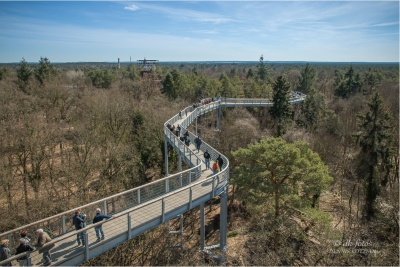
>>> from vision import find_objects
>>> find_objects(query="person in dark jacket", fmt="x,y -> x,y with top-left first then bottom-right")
195,136 -> 202,152
0,239 -> 12,266
217,155 -> 224,170
16,238 -> 34,266
72,210 -> 86,246
92,208 -> 114,241
204,150 -> 211,170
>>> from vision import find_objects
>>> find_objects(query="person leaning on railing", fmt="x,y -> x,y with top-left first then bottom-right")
34,229 -> 53,266
92,208 -> 115,242
16,239 -> 34,267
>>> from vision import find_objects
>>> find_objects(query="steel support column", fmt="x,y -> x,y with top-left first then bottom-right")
219,189 -> 228,263
200,203 -> 205,251
217,106 -> 221,130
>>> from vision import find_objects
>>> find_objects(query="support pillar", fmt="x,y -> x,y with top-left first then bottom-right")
217,106 -> 221,130
164,134 -> 169,176
200,203 -> 205,251
219,189 -> 228,263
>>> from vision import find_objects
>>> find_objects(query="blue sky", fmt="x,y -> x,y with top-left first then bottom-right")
0,1 -> 398,63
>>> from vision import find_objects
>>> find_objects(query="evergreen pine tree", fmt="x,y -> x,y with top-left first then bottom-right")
269,76 -> 292,137
16,58 -> 32,93
296,63 -> 316,94
356,91 -> 394,220
35,57 -> 58,85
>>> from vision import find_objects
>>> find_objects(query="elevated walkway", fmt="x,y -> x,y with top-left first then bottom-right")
0,94 -> 306,266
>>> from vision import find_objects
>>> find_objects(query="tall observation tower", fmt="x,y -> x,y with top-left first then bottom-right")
137,58 -> 159,77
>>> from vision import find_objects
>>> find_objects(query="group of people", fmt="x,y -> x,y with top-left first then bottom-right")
72,208 -> 114,245
203,150 -> 224,175
167,123 -> 194,147
0,229 -> 53,266
0,208 -> 114,266
201,98 -> 218,105
179,130 -> 190,146
177,97 -> 222,120
178,108 -> 189,119
167,123 -> 182,138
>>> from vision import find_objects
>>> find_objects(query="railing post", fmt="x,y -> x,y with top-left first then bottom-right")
103,200 -> 107,215
212,177 -> 215,197
162,199 -> 165,223
166,178 -> 169,193
178,154 -> 182,187
127,213 -> 132,239
164,134 -> 169,177
62,215 -> 66,234
195,115 -> 198,135
84,232 -> 89,261
137,189 -> 141,205
7,234 -> 11,249
26,251 -> 31,266
189,188 -> 193,209
188,170 -> 192,184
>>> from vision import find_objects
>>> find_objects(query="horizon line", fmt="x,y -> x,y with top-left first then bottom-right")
1,60 -> 399,64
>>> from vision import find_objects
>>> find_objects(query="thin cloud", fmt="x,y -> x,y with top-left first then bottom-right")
124,5 -> 139,11
138,3 -> 233,24
371,22 -> 399,27
193,30 -> 218,34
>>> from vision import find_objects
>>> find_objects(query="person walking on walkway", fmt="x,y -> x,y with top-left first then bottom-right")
179,110 -> 182,119
0,239 -> 12,266
212,161 -> 219,175
184,136 -> 190,147
93,208 -> 115,242
73,210 -> 87,246
204,150 -> 210,170
35,229 -> 53,265
16,238 -> 34,267
217,155 -> 224,170
195,136 -> 202,152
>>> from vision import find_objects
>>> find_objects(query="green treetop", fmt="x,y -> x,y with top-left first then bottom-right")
269,75 -> 292,136
356,91 -> 394,220
296,63 -> 316,94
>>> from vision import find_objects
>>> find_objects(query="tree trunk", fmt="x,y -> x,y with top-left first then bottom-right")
274,186 -> 280,248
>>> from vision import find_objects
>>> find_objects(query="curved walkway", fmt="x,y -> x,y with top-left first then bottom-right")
0,94 -> 306,266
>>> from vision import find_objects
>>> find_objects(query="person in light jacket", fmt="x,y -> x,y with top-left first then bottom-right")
35,229 -> 52,265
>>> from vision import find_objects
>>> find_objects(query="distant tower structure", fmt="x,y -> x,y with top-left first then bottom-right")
137,57 -> 159,77
130,56 -> 131,64
118,58 -> 120,69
